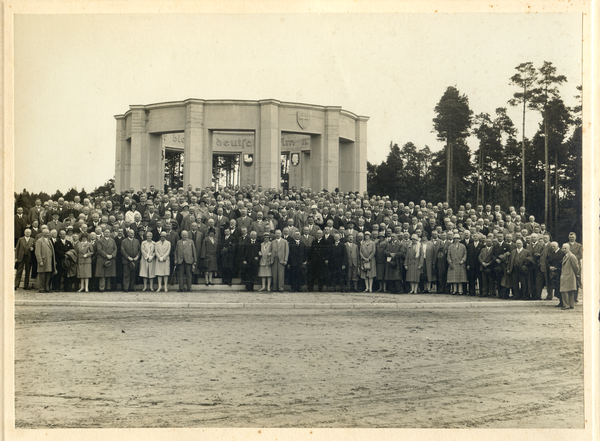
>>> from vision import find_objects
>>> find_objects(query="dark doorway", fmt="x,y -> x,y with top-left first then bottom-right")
164,149 -> 184,191
213,153 -> 240,190
281,152 -> 290,191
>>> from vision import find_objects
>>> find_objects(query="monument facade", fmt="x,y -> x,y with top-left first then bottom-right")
114,99 -> 368,192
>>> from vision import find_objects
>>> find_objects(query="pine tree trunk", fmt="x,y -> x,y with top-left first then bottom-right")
446,141 -> 451,204
521,98 -> 526,208
544,110 -> 549,227
555,152 -> 559,239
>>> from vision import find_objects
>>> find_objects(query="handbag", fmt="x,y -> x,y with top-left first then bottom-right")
363,261 -> 371,270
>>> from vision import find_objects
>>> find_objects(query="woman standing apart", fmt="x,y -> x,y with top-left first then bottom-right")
140,231 -> 156,292
559,243 -> 579,310
405,234 -> 424,294
258,232 -> 273,291
155,231 -> 171,292
447,233 -> 467,295
360,231 -> 377,292
76,233 -> 93,292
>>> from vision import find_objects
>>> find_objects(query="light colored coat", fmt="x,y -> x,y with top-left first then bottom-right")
560,252 -> 579,292
35,237 -> 56,273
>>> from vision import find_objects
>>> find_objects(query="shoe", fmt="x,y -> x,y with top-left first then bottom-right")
142,288 -> 147,292
259,288 -> 266,292
561,307 -> 570,310
164,288 -> 168,292
178,289 -> 183,292
555,304 -> 563,308
205,282 -> 209,286
569,306 -> 574,309
209,282 -> 214,286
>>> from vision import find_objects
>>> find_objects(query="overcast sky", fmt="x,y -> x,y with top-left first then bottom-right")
14,13 -> 582,193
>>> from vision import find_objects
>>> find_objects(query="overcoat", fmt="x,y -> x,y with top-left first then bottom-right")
446,242 -> 467,283
154,239 -> 171,276
139,240 -> 156,278
35,237 -> 56,273
384,240 -> 405,281
359,239 -> 377,278
95,236 -> 117,277
404,244 -> 424,282
560,251 -> 579,292
421,240 -> 437,282
75,241 -> 93,278
200,237 -> 218,272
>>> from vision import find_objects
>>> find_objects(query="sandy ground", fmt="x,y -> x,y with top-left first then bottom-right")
14,301 -> 583,428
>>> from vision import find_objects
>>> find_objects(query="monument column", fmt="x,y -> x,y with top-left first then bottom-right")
355,116 -> 369,193
184,99 -> 207,189
114,115 -> 128,192
259,99 -> 280,189
129,105 -> 150,191
322,106 -> 341,191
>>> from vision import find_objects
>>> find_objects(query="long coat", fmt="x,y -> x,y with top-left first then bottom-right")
35,237 -> 56,274
308,238 -> 330,282
384,240 -> 405,281
139,240 -> 156,278
421,241 -> 437,282
200,237 -> 218,272
219,235 -> 236,270
154,239 -> 171,276
75,241 -> 93,278
359,239 -> 377,278
446,242 -> 467,283
95,236 -> 117,278
560,252 -> 579,292
375,240 -> 388,280
404,244 -> 424,282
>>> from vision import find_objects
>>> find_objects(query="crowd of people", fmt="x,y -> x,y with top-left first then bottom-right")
14,183 -> 583,310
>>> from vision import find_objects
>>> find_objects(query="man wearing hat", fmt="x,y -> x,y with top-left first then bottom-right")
47,211 -> 64,234
96,227 -> 117,292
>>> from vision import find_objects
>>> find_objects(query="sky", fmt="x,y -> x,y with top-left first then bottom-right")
13,12 -> 583,193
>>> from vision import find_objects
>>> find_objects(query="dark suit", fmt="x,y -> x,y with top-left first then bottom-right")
14,236 -> 35,289
508,248 -> 533,299
14,214 -> 28,246
328,241 -> 349,290
308,238 -> 330,291
465,240 -> 483,296
478,245 -> 496,297
242,238 -> 261,290
493,241 -> 511,298
120,237 -> 141,291
288,240 -> 307,292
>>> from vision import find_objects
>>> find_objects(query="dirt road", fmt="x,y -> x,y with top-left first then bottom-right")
14,304 -> 583,428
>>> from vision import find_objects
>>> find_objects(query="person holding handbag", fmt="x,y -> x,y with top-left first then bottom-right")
359,231 -> 376,292
140,231 -> 156,292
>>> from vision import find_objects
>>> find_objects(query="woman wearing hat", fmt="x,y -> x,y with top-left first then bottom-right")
404,234 -> 424,294
257,232 -> 273,291
75,233 -> 93,292
201,228 -> 218,286
359,231 -> 376,292
155,231 -> 171,292
447,233 -> 467,295
140,231 -> 156,291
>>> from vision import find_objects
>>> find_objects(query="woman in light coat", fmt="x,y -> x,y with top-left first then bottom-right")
447,233 -> 467,295
154,231 -> 171,292
559,243 -> 579,310
257,232 -> 273,291
404,234 -> 424,294
359,231 -> 377,292
140,231 -> 156,291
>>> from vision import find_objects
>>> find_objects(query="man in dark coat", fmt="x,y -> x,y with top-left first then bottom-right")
328,233 -> 348,292
507,239 -> 533,300
241,231 -> 261,291
120,228 -> 141,292
287,231 -> 307,292
465,232 -> 484,296
546,241 -> 565,307
14,228 -> 35,290
493,233 -> 512,298
308,230 -> 330,292
15,207 -> 29,246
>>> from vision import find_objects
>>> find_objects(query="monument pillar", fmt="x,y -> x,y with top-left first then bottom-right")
114,115 -> 128,192
129,105 -> 150,191
184,99 -> 207,189
322,107 -> 341,191
355,117 -> 369,193
259,99 -> 280,189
